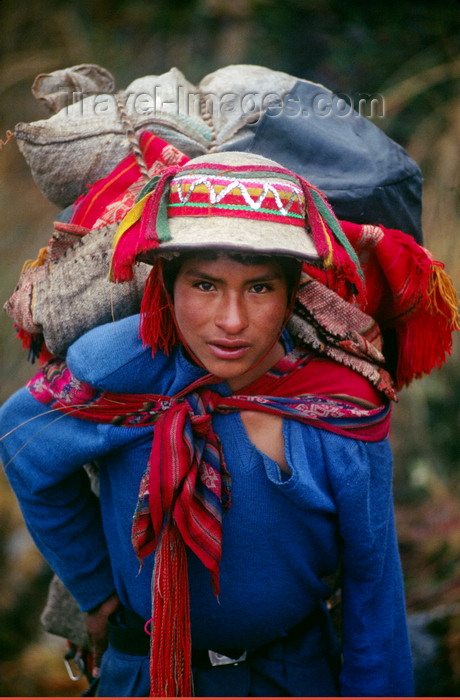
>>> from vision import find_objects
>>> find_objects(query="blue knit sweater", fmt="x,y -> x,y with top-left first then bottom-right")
0,314 -> 413,696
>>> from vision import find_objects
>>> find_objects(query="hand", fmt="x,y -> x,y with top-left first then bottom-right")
86,592 -> 121,677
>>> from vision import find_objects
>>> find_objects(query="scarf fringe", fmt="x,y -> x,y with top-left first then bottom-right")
149,518 -> 192,697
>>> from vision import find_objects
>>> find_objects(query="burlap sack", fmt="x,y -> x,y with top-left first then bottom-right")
15,66 -> 210,207
32,223 -> 150,357
40,574 -> 90,650
198,64 -> 296,145
4,221 -> 149,357
32,63 -> 115,114
4,222 -> 86,337
14,64 -> 297,207
14,63 -> 422,239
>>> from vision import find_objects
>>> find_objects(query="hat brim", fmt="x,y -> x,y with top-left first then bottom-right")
151,215 -> 319,260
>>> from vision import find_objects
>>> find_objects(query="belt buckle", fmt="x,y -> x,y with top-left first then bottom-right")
208,650 -> 247,667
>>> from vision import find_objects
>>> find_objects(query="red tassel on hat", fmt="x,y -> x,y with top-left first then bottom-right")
140,261 -> 178,355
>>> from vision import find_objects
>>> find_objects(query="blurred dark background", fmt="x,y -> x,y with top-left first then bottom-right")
0,0 -> 459,695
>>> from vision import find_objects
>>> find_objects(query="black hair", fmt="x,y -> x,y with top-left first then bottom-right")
161,250 -> 302,301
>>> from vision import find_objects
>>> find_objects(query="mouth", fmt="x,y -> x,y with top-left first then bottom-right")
207,340 -> 251,360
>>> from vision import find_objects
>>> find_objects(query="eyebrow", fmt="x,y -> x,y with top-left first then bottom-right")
183,267 -> 284,284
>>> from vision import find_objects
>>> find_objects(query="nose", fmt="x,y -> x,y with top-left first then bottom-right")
215,292 -> 249,335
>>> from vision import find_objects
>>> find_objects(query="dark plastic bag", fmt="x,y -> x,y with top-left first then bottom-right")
223,79 -> 423,242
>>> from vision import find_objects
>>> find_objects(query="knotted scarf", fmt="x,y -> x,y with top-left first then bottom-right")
28,340 -> 391,697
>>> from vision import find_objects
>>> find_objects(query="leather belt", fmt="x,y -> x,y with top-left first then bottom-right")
108,606 -> 324,667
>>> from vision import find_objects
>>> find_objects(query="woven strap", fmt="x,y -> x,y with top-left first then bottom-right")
116,93 -> 150,181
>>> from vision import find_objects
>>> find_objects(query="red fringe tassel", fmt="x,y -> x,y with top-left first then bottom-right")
140,260 -> 179,355
394,262 -> 459,388
149,518 -> 193,697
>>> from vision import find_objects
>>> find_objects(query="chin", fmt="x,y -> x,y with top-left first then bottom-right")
208,363 -> 249,380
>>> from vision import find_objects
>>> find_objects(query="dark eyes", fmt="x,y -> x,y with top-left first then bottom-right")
193,280 -> 215,291
250,283 -> 272,293
192,281 -> 274,293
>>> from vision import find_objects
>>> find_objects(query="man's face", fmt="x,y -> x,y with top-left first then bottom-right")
173,255 -> 289,390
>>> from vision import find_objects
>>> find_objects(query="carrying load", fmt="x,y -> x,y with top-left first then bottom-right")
16,63 -> 423,236
1,62 -> 458,695
4,63 -> 457,386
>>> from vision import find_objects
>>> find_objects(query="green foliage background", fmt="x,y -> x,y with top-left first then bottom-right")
0,0 -> 459,695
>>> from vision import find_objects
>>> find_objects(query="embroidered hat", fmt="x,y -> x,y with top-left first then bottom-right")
156,151 -> 319,259
111,150 -> 365,301
112,152 -> 323,270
